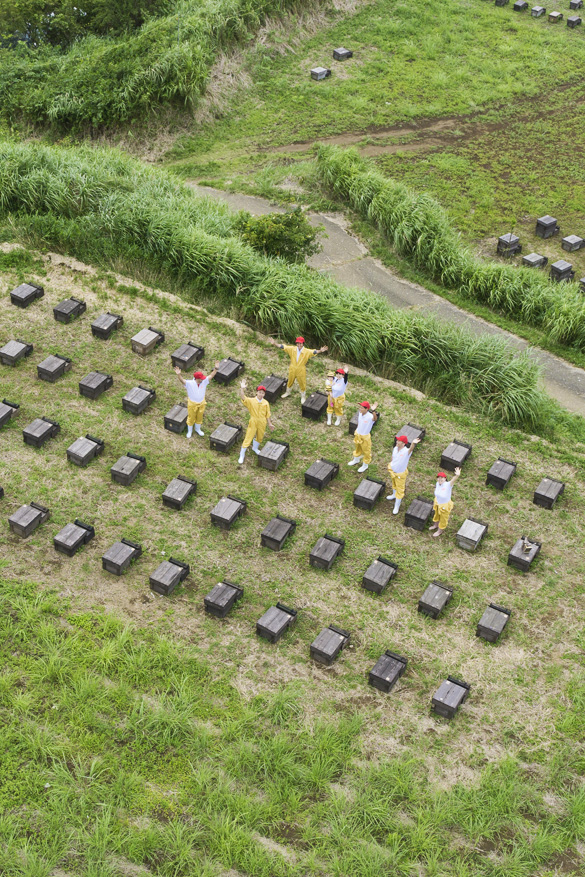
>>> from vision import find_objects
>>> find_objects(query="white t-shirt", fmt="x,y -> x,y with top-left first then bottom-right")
356,411 -> 374,435
435,481 -> 453,504
390,445 -> 410,474
331,375 -> 346,399
296,346 -> 303,361
185,376 -> 210,403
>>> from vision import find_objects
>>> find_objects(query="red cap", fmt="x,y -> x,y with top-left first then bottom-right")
396,435 -> 409,444
359,401 -> 370,409
295,336 -> 305,344
193,371 -> 206,380
257,385 -> 267,392
437,472 -> 447,479
335,367 -> 345,374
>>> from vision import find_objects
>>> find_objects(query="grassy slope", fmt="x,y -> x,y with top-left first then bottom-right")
1,247 -> 584,874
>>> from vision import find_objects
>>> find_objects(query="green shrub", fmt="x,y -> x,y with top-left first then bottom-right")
235,207 -> 322,263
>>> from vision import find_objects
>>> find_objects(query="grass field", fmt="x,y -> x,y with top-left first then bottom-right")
1,245 -> 585,874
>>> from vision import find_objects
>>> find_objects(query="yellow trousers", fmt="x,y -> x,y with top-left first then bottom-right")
388,467 -> 408,499
328,393 -> 345,416
432,499 -> 454,530
353,433 -> 372,465
242,418 -> 267,448
287,364 -> 307,392
187,400 -> 206,426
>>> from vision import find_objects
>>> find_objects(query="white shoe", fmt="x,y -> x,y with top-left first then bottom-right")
252,440 -> 261,455
300,394 -> 306,404
238,449 -> 246,465
282,390 -> 291,398
186,427 -> 193,438
335,417 -> 341,426
386,492 -> 396,501
357,463 -> 368,473
348,456 -> 362,466
327,412 -> 332,425
194,425 -> 204,436
393,498 -> 402,515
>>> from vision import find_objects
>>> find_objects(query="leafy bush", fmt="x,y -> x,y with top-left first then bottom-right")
235,207 -> 322,263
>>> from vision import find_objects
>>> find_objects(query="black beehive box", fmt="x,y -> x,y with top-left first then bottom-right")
256,603 -> 297,643
10,282 -> 44,308
548,9 -> 563,19
570,0 -> 582,9
532,7 -> 546,16
257,440 -> 289,471
418,581 -> 453,619
368,650 -> 408,693
261,515 -> 296,551
533,477 -> 564,509
210,495 -> 247,530
304,458 -> 339,490
309,534 -> 345,570
37,354 -> 72,383
149,557 -> 189,596
562,234 -> 584,252
310,625 -> 350,665
301,391 -> 328,421
348,411 -> 381,435
101,538 -> 142,575
53,297 -> 86,323
0,339 -> 33,366
310,67 -> 331,80
496,233 -> 521,256
333,47 -> 353,60
522,252 -> 547,268
495,0 -> 509,5
164,403 -> 188,434
0,399 -> 19,429
353,477 -> 386,510
53,520 -> 95,557
66,434 -> 104,467
550,259 -> 575,283
362,556 -> 398,594
456,518 -> 488,552
162,475 -> 197,510
122,386 -> 156,415
8,502 -> 50,538
440,440 -> 472,471
567,13 -> 582,24
91,312 -> 123,339
431,677 -> 470,719
486,458 -> 516,490
513,0 -> 528,8
79,371 -> 113,400
404,496 -> 434,531
259,374 -> 287,403
170,342 -> 204,370
535,214 -> 558,236
204,581 -> 243,618
110,452 -> 146,486
476,603 -> 511,643
209,422 -> 243,453
508,537 -> 541,572
214,357 -> 245,385
23,417 -> 60,448
131,327 -> 165,356
394,423 -> 425,446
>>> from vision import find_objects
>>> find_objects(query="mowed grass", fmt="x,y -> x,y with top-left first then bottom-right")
1,248 -> 585,874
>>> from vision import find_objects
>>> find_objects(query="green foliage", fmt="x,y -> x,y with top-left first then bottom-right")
235,206 -> 322,263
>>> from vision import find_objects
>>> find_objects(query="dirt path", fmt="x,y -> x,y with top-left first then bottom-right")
188,183 -> 585,417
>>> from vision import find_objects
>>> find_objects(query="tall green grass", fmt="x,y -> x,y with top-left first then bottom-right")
0,139 -> 549,430
316,145 -> 585,351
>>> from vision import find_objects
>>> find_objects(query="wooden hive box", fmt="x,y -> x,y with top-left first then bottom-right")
131,326 -> 165,356
310,625 -> 350,665
304,458 -> 339,490
495,0 -> 509,5
101,538 -> 142,575
149,557 -> 190,596
333,47 -> 353,60
79,371 -> 113,400
259,374 -> 287,403
497,232 -> 520,256
170,341 -> 205,370
431,677 -> 470,719
53,520 -> 95,557
404,496 -> 434,531
532,9 -> 547,20
476,603 -> 511,643
362,556 -> 398,594
209,422 -> 243,453
214,356 -> 245,385
310,66 -> 331,80
562,234 -> 584,251
23,417 -> 60,448
348,411 -> 381,436
37,354 -> 72,383
394,422 -> 426,446
53,297 -> 86,323
0,339 -> 33,366
301,391 -> 328,421
8,502 -> 50,538
548,10 -> 563,20
486,458 -> 516,490
514,1 -> 528,10
570,0 -> 582,9
353,477 -> 386,510
260,515 -> 296,551
309,534 -> 345,570
533,477 -> 564,509
508,537 -> 541,572
162,476 -> 197,510
0,486 -> 3,499
550,259 -> 575,283
567,13 -> 582,24
368,650 -> 408,693
522,252 -> 547,268
256,602 -> 297,643
210,495 -> 247,530
204,581 -> 244,617
110,452 -> 146,486
164,403 -> 188,434
418,581 -> 453,619
66,434 -> 105,467
440,440 -> 472,471
10,282 -> 44,308
91,312 -> 123,339
122,386 -> 156,415
257,440 -> 289,471
456,518 -> 488,552
0,399 -> 19,429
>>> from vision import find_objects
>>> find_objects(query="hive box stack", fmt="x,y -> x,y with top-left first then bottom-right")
533,477 -> 564,509
404,496 -> 434,530
304,459 -> 339,490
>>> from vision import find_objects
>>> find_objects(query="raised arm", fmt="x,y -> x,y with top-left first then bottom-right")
268,338 -> 284,349
208,360 -> 220,381
238,378 -> 247,401
371,401 -> 379,422
174,366 -> 186,386
408,437 -> 420,456
450,467 -> 461,485
314,345 -> 328,354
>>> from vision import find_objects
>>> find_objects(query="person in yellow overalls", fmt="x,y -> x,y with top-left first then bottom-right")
269,336 -> 328,404
347,400 -> 378,473
327,367 -> 349,426
429,468 -> 461,537
238,380 -> 275,465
